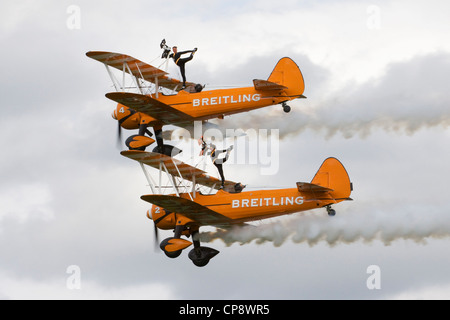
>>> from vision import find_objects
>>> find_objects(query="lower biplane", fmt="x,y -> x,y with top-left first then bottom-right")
122,150 -> 353,267
86,51 -> 306,155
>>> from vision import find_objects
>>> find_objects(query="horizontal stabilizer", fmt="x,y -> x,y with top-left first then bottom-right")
253,79 -> 288,91
141,195 -> 232,226
296,182 -> 334,193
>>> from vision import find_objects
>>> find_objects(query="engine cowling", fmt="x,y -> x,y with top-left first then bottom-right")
148,205 -> 176,230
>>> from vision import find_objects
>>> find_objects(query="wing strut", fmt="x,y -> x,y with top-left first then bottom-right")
134,151 -> 200,200
139,162 -> 157,194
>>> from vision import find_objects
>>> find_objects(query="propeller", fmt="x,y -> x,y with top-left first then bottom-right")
147,209 -> 161,253
117,121 -> 122,148
153,222 -> 160,252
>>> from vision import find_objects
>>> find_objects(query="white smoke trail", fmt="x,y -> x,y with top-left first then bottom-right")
165,58 -> 450,143
215,53 -> 450,140
214,94 -> 450,141
200,205 -> 450,247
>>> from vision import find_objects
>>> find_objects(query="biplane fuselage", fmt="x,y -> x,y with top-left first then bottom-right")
150,187 -> 332,230
129,85 -> 295,126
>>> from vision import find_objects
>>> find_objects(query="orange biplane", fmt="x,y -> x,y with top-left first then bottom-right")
121,150 -> 353,267
86,51 -> 306,155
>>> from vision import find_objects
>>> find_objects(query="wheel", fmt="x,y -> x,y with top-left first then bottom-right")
152,144 -> 182,157
327,208 -> 336,217
160,237 -> 188,258
188,247 -> 219,267
192,258 -> 210,267
163,249 -> 182,259
283,105 -> 291,113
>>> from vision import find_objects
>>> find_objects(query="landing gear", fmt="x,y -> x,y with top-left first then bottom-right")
188,231 -> 219,267
125,124 -> 155,151
152,145 -> 182,157
152,126 -> 182,156
159,225 -> 192,258
282,102 -> 291,113
158,226 -> 219,267
326,205 -> 336,217
125,134 -> 155,151
159,237 -> 184,258
188,247 -> 219,267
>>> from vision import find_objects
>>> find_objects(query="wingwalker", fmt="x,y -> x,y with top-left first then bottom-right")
87,44 -> 353,267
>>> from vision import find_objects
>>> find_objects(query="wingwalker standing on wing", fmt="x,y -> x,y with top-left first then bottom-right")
198,136 -> 234,189
170,46 -> 197,89
161,39 -> 198,89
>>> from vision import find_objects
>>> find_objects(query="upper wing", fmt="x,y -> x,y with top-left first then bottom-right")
86,51 -> 195,91
141,194 -> 233,226
106,92 -> 193,125
121,150 -> 240,191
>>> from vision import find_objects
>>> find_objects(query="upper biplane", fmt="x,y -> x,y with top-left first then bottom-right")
86,51 -> 306,155
122,150 -> 353,267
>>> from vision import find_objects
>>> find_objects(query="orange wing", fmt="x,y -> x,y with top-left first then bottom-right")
106,92 -> 193,125
141,195 -> 233,226
120,150 -> 240,191
86,51 -> 195,91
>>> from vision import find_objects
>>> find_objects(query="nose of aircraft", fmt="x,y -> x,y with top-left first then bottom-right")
147,209 -> 153,220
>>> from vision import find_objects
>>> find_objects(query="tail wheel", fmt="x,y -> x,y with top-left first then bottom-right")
326,205 -> 336,217
282,102 -> 291,113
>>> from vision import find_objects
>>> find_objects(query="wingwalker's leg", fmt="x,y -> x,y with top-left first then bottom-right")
188,227 -> 220,267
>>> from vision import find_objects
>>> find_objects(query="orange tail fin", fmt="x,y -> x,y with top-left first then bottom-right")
311,158 -> 353,202
267,57 -> 305,97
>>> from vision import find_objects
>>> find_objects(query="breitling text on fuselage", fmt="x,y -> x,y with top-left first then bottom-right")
192,94 -> 261,107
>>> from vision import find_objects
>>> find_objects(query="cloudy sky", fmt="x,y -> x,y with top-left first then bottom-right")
1,0 -> 450,300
